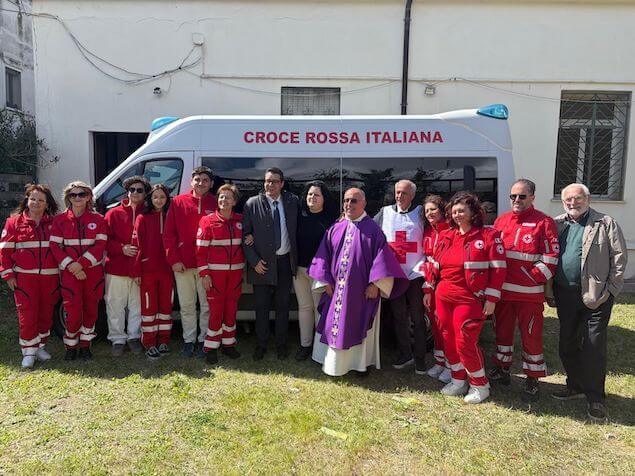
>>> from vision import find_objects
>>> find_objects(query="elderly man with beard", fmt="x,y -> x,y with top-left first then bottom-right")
547,183 -> 627,423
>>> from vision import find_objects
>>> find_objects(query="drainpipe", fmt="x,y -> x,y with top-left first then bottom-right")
400,0 -> 414,115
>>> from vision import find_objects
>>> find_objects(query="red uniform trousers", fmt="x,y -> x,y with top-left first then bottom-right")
139,271 -> 174,349
203,269 -> 242,350
492,301 -> 547,377
435,295 -> 489,387
427,301 -> 447,367
60,266 -> 104,349
13,273 -> 59,356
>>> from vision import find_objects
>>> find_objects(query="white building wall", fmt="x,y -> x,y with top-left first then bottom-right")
0,0 -> 35,114
32,0 -> 635,276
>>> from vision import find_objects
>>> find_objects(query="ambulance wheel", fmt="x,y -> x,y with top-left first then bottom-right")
52,299 -> 108,341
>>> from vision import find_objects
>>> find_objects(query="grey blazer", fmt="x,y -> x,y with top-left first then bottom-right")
242,191 -> 299,285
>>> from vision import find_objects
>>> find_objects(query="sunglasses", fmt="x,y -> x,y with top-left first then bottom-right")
128,187 -> 146,194
343,198 -> 359,204
509,194 -> 528,201
69,192 -> 88,199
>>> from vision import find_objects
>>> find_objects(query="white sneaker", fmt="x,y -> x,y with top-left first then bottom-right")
426,364 -> 445,379
440,380 -> 469,396
464,386 -> 490,404
21,355 -> 36,369
36,347 -> 52,361
438,368 -> 452,384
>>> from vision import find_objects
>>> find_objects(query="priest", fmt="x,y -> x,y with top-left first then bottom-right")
309,188 -> 408,376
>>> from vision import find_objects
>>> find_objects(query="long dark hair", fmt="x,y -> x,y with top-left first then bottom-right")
13,183 -> 59,217
142,184 -> 172,214
421,194 -> 446,230
446,191 -> 484,228
300,180 -> 338,218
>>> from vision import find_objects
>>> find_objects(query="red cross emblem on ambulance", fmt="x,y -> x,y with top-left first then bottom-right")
389,231 -> 418,264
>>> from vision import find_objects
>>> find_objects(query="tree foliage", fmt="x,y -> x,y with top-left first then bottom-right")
0,108 -> 47,176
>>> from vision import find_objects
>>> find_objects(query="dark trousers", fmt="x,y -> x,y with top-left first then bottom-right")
389,277 -> 427,361
253,254 -> 292,348
555,285 -> 614,403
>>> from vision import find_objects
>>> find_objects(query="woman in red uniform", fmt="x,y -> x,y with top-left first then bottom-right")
420,194 -> 451,383
423,191 -> 506,404
132,184 -> 174,360
1,184 -> 60,369
50,181 -> 107,362
196,184 -> 245,364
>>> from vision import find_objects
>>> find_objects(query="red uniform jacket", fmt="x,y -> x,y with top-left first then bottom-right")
132,210 -> 171,276
196,211 -> 245,277
423,226 -> 507,302
104,199 -> 144,277
50,210 -> 108,271
0,212 -> 58,280
493,207 -> 559,302
163,191 -> 218,269
423,221 -> 450,256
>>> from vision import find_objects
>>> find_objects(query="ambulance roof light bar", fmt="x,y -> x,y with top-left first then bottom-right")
476,104 -> 509,120
151,116 -> 179,132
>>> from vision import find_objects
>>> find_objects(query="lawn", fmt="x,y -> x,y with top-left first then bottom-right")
0,289 -> 633,475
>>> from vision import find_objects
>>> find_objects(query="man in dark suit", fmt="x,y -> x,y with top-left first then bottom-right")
242,167 -> 299,360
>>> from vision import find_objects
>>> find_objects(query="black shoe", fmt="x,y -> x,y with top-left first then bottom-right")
522,377 -> 540,402
196,342 -> 206,359
78,347 -> 93,361
392,354 -> 415,370
277,345 -> 289,360
414,358 -> 427,375
587,402 -> 608,423
206,349 -> 218,364
64,348 -> 77,361
551,387 -> 586,401
295,346 -> 312,361
181,342 -> 195,358
222,346 -> 241,359
253,346 -> 266,361
146,346 -> 161,360
487,366 -> 511,385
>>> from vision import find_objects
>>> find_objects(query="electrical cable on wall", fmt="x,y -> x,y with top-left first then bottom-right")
0,6 -> 632,103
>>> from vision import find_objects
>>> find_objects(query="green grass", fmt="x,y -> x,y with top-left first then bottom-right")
0,288 -> 633,475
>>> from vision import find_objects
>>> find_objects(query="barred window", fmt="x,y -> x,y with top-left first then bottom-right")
554,91 -> 630,200
5,67 -> 22,110
281,87 -> 340,115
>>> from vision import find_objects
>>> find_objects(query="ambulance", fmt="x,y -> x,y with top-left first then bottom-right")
86,104 -> 514,327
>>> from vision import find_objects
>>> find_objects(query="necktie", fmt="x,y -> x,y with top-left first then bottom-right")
273,200 -> 281,252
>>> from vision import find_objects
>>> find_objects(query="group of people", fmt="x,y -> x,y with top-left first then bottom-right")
0,166 -> 627,422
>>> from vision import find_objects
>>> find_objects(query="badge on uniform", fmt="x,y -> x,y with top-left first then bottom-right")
87,223 -> 97,230
522,234 -> 533,244
474,240 -> 484,250
496,244 -> 505,255
552,243 -> 560,253
236,222 -> 243,230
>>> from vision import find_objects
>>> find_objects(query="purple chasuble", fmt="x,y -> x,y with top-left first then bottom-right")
308,215 -> 408,350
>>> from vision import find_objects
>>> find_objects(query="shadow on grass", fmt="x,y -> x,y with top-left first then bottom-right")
1,291 -> 633,426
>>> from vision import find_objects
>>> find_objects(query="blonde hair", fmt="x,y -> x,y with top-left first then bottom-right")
217,183 -> 240,202
62,181 -> 94,211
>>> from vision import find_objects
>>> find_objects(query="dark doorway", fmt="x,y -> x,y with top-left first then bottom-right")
93,132 -> 148,184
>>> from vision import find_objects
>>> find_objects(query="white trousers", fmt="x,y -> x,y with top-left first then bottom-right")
174,268 -> 210,343
292,266 -> 322,347
105,274 -> 142,344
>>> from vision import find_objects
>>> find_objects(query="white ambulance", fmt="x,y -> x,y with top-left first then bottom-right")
91,104 -> 514,322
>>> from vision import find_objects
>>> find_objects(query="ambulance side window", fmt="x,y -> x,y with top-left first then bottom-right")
98,163 -> 142,211
142,159 -> 183,196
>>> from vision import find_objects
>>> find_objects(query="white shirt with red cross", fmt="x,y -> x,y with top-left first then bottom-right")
380,205 -> 425,280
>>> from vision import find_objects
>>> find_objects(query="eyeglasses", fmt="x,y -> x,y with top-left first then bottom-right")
264,179 -> 281,185
343,198 -> 358,204
128,187 -> 145,194
509,194 -> 528,201
563,195 -> 586,203
69,192 -> 88,199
